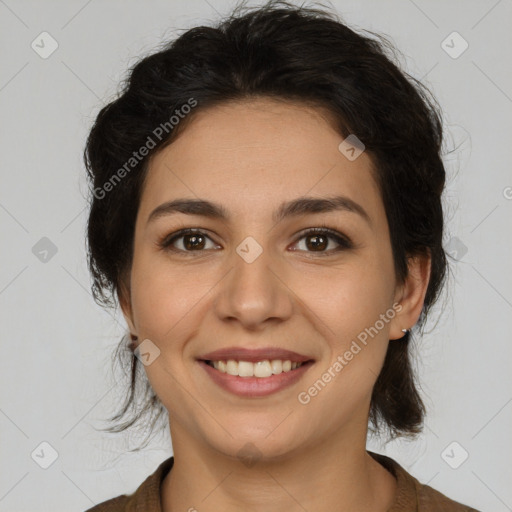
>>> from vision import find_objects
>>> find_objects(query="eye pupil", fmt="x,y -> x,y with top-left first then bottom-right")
184,234 -> 205,250
306,234 -> 328,251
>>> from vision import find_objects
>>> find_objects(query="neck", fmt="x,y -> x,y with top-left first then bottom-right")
161,421 -> 396,512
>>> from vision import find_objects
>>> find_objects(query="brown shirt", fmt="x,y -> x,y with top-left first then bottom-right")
84,452 -> 480,511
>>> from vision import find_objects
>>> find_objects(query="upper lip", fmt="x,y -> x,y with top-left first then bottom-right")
198,347 -> 314,363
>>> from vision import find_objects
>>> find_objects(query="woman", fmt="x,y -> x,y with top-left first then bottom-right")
84,1 -> 480,510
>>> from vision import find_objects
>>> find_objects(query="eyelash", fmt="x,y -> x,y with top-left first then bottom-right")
157,224 -> 353,256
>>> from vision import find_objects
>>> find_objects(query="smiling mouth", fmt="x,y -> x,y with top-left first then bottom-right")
201,359 -> 314,378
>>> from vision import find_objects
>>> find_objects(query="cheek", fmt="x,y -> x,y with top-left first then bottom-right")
128,257 -> 213,403
294,258 -> 395,340
295,266 -> 393,426
129,253 -> 217,344
293,254 -> 394,398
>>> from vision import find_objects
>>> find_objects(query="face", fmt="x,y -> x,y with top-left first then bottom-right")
120,98 -> 423,461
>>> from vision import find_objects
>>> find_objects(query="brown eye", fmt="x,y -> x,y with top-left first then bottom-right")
159,227 -> 352,256
182,233 -> 206,250
292,228 -> 353,254
160,229 -> 219,252
305,233 -> 328,251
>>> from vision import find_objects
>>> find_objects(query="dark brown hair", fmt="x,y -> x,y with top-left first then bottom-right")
84,0 -> 448,447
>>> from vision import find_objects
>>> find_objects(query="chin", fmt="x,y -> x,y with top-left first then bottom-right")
203,418 -> 308,463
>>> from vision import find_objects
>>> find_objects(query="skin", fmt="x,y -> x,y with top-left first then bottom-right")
120,98 -> 431,512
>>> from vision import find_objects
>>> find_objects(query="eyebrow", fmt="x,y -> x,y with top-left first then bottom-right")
147,195 -> 372,227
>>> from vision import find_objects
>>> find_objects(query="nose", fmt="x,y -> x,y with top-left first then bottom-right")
213,243 -> 294,331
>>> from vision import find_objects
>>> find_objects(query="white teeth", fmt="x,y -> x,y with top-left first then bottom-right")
254,360 -> 273,378
211,359 -> 304,377
238,361 -> 254,377
225,360 -> 238,376
270,359 -> 282,374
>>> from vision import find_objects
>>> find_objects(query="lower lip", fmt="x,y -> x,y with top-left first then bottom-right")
198,360 -> 314,397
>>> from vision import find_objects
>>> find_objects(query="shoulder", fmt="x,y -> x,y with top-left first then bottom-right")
416,482 -> 481,511
368,451 -> 481,512
84,494 -> 130,512
83,456 -> 174,512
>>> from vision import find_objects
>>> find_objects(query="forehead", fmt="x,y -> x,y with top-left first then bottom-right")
138,98 -> 384,225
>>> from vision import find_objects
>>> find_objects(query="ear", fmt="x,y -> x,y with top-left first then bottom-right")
118,278 -> 137,337
389,252 -> 431,340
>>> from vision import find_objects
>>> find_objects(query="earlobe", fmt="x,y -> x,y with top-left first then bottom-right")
389,253 -> 431,340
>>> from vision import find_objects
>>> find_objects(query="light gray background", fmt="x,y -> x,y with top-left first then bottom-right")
1,0 -> 511,510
